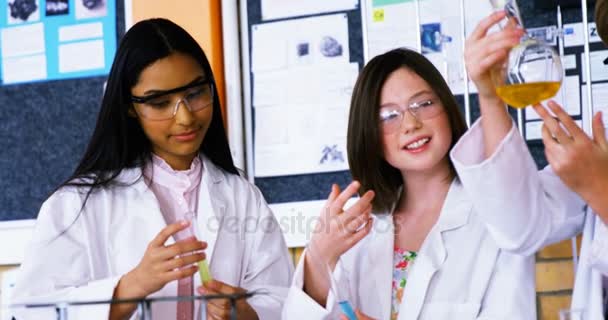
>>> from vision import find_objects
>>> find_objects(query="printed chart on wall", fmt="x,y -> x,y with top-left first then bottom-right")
523,21 -> 607,142
363,0 -> 492,95
251,13 -> 359,178
245,0 -> 365,248
0,0 -> 116,85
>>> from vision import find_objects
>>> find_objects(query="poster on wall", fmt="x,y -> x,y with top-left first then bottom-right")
363,0 -> 490,95
0,0 -> 117,85
251,13 -> 357,177
261,0 -> 358,21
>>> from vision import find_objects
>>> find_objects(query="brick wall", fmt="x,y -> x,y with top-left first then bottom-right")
536,236 -> 582,320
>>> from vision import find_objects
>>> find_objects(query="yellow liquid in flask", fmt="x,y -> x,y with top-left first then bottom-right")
495,81 -> 561,109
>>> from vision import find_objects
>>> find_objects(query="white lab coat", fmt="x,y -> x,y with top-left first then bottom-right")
282,179 -> 536,320
453,119 -> 608,319
570,212 -> 607,319
11,156 -> 293,320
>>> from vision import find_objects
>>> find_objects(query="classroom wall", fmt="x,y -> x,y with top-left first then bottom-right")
0,2 -> 591,319
0,0 -> 227,314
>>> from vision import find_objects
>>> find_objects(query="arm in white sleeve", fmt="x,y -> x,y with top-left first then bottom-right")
451,118 -> 586,255
241,188 -> 294,319
10,190 -> 124,320
476,251 -> 536,320
589,213 -> 608,275
282,250 -> 350,320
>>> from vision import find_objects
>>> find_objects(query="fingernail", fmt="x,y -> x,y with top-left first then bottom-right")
180,220 -> 189,226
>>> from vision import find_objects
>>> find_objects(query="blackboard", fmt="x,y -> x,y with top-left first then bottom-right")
0,0 -> 124,221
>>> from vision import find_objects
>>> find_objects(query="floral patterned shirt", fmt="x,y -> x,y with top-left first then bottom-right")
391,247 -> 417,320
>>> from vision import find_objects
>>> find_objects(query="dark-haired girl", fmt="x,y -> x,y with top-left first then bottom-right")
12,18 -> 292,320
281,11 -> 579,320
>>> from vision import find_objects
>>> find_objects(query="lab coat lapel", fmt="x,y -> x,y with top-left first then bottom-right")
197,157 -> 226,268
571,211 -> 604,318
127,168 -> 181,247
399,180 -> 471,320
398,225 -> 446,320
367,215 -> 395,319
111,169 -> 173,288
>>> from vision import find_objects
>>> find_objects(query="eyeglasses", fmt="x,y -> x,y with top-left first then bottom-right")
131,80 -> 214,121
378,98 -> 443,134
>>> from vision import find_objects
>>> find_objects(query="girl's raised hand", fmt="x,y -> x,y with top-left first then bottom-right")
464,10 -> 525,100
311,181 -> 375,269
533,101 -> 608,207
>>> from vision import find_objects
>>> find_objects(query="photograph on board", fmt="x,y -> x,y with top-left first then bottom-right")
45,0 -> 69,16
421,23 -> 443,54
76,0 -> 107,20
289,33 -> 345,67
295,42 -> 312,65
319,36 -> 343,58
7,0 -> 40,25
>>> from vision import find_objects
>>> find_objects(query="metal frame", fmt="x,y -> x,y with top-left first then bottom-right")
13,292 -> 260,320
581,0 -> 595,134
239,1 -> 256,182
460,0 -> 472,127
222,1 -> 246,171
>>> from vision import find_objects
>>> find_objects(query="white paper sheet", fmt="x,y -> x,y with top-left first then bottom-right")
261,0 -> 358,21
563,54 -> 576,70
270,200 -> 325,248
364,0 -> 488,95
525,75 -> 580,120
525,119 -> 583,141
2,54 -> 47,84
59,22 -> 104,42
582,83 -> 608,133
58,39 -> 105,73
251,14 -> 350,73
581,50 -> 608,83
270,197 -> 359,248
0,23 -> 45,58
1,268 -> 19,320
563,22 -> 602,48
253,63 -> 358,177
365,0 -> 419,59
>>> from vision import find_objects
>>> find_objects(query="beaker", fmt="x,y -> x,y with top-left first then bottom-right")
490,0 -> 563,108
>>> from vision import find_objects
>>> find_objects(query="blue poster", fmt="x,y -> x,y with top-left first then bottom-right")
0,0 -> 116,85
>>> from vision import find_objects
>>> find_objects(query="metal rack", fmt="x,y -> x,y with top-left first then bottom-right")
9,291 -> 262,320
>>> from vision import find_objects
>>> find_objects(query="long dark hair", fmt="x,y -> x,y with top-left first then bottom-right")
347,48 -> 467,213
61,18 -> 238,196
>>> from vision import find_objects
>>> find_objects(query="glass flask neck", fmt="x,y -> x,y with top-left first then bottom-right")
490,0 -> 525,29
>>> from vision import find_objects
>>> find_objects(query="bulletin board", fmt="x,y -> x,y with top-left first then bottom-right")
241,0 -> 601,247
0,0 -> 123,221
0,0 -> 117,85
242,0 -> 363,249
